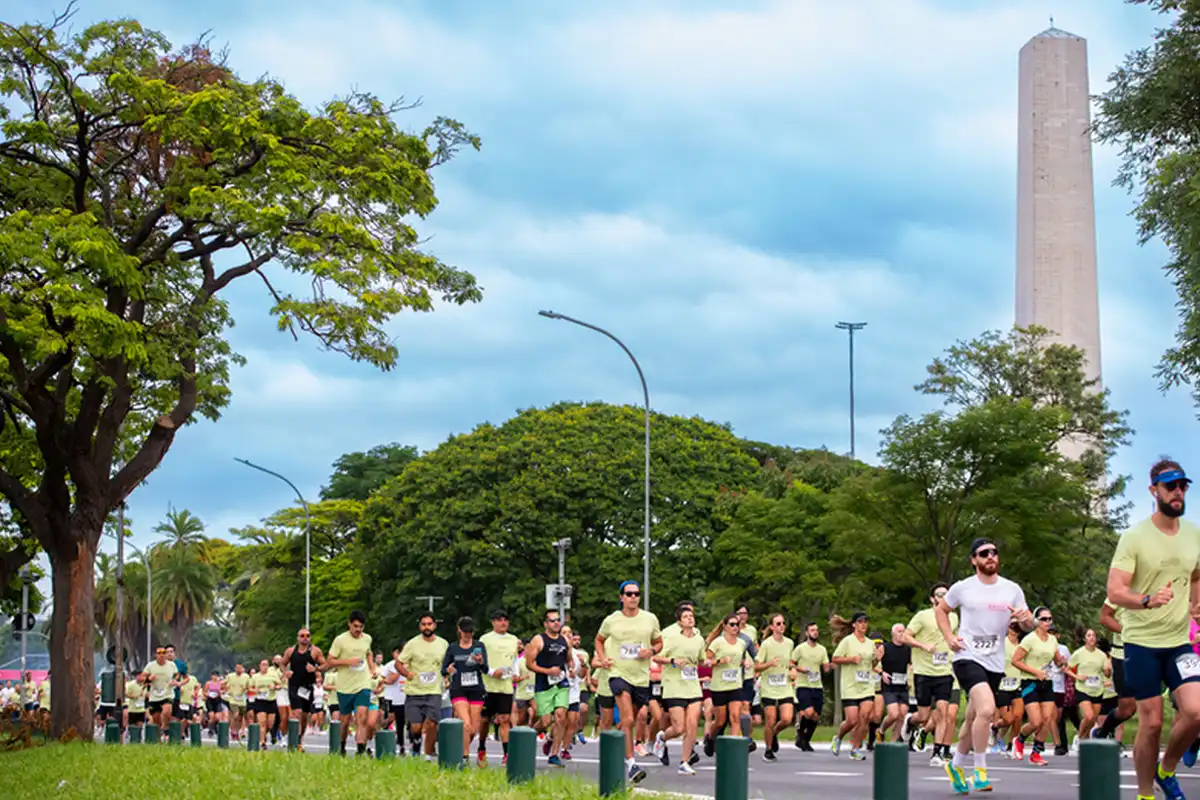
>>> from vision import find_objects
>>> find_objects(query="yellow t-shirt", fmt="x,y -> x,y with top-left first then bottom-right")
480,632 -> 521,695
833,634 -> 877,701
1018,632 -> 1059,675
397,634 -> 449,697
997,636 -> 1023,692
660,630 -> 706,701
791,641 -> 829,688
324,671 -> 337,693
757,636 -> 795,700
907,608 -> 957,677
225,673 -> 250,705
37,681 -> 50,709
329,631 -> 375,694
250,673 -> 276,701
177,676 -> 200,709
708,635 -> 748,692
598,609 -> 661,688
125,680 -> 146,711
516,660 -> 536,700
1068,646 -> 1108,698
143,660 -> 178,702
1110,516 -> 1200,648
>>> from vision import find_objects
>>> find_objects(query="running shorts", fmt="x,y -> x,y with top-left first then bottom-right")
568,702 -> 580,713
740,677 -> 755,704
1100,696 -> 1118,715
760,697 -> 793,709
952,660 -> 1001,698
483,693 -> 513,717
608,678 -> 650,709
288,685 -> 315,713
709,689 -> 741,708
1020,679 -> 1055,704
595,694 -> 614,710
128,711 -> 146,726
405,694 -> 440,725
661,697 -> 700,710
450,689 -> 486,706
882,689 -> 908,707
1053,691 -> 1065,709
649,682 -> 663,703
336,689 -> 372,716
840,695 -> 873,713
147,699 -> 169,715
205,697 -> 224,714
253,698 -> 275,717
1124,642 -> 1200,701
794,688 -> 824,714
996,690 -> 1016,708
914,674 -> 953,707
535,685 -> 569,713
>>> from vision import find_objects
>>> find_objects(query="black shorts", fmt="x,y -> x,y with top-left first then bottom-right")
568,702 -> 580,713
1113,657 -> 1131,699
1054,691 -> 1066,709
205,698 -> 225,714
580,692 -> 592,706
449,688 -> 486,705
253,698 -> 276,716
951,660 -> 1001,700
288,685 -> 315,713
841,696 -> 873,713
741,677 -> 755,703
596,694 -> 614,710
147,699 -> 169,715
1020,679 -> 1055,705
996,690 -> 1016,708
760,697 -> 793,709
882,689 -> 908,707
483,693 -> 513,717
914,674 -> 953,707
127,711 -> 146,725
608,678 -> 649,709
662,697 -> 701,710
1101,696 -> 1118,715
795,688 -> 824,714
709,689 -> 741,708
649,682 -> 663,704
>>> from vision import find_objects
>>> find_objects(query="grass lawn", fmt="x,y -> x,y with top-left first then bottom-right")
1,744 -> 682,800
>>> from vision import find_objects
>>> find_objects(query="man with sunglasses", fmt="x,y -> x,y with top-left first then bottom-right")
936,537 -> 1033,794
282,628 -> 325,752
901,582 -> 958,765
595,580 -> 662,785
1106,458 -> 1200,800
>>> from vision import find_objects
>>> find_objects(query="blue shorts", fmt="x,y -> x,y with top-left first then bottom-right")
337,689 -> 372,716
1124,642 -> 1200,701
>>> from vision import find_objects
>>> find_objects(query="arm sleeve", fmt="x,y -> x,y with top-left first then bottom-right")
441,647 -> 454,676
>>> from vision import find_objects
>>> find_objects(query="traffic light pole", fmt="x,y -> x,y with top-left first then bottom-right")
19,566 -> 30,681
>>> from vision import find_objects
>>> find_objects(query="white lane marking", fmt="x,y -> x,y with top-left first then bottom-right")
795,771 -> 864,777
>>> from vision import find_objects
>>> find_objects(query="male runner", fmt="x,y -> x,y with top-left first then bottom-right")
595,580 -> 662,785
1095,598 -> 1135,742
224,664 -> 250,743
283,628 -> 325,751
397,612 -> 449,760
902,583 -> 958,765
791,621 -> 831,751
1106,458 -> 1200,800
480,609 -> 520,766
325,610 -> 376,756
938,537 -> 1033,795
526,609 -> 574,768
140,647 -> 179,741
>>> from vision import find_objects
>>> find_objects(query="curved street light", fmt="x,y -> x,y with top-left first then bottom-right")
234,458 -> 312,629
538,310 -> 653,612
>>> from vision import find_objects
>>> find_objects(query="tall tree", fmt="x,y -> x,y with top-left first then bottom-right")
153,508 -> 207,552
1093,1 -> 1200,405
321,443 -> 420,501
0,10 -> 480,737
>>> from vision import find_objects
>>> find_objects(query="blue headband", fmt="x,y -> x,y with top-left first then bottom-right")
618,580 -> 639,593
1156,469 -> 1192,485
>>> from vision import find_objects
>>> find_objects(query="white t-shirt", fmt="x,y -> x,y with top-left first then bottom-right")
312,685 -> 325,708
1050,644 -> 1069,693
943,574 -> 1028,674
569,651 -> 587,704
380,662 -> 407,704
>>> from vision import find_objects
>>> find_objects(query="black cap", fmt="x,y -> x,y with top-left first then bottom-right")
850,611 -> 868,624
491,609 -> 509,620
969,538 -> 996,557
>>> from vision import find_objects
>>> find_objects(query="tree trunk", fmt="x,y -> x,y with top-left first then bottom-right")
49,534 -> 98,742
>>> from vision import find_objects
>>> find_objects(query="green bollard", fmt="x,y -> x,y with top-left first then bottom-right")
288,718 -> 300,752
329,720 -> 342,755
144,723 -> 160,743
375,729 -> 396,760
247,722 -> 261,752
507,726 -> 537,785
105,719 -> 121,744
1079,739 -> 1119,800
438,718 -> 464,769
715,735 -> 749,800
874,742 -> 908,800
598,729 -> 626,797
217,721 -> 229,749
189,722 -> 202,747
168,720 -> 182,745
128,725 -> 143,744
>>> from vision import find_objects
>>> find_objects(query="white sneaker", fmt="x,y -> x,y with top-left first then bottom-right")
678,762 -> 696,776
653,732 -> 665,759
929,754 -> 945,767
900,714 -> 911,742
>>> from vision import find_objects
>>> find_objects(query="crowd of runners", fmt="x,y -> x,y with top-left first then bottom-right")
5,457 -> 1200,797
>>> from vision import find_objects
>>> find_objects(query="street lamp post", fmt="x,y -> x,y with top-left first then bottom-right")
234,458 -> 312,629
835,321 -> 867,460
538,310 -> 653,612
126,542 -> 152,667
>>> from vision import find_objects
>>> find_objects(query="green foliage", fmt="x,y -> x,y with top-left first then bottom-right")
321,442 -> 420,501
357,402 -> 760,647
1093,1 -> 1200,406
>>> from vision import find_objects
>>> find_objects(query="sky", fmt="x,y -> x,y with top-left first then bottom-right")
2,0 -> 1186,560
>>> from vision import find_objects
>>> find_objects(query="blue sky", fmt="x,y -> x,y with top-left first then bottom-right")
4,0 -> 1184,555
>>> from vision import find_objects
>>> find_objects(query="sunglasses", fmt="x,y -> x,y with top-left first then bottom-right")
975,548 -> 998,558
726,622 -> 740,627
934,591 -> 947,598
1037,616 -> 1052,622
1162,480 -> 1190,492
623,591 -> 641,597
547,619 -> 561,624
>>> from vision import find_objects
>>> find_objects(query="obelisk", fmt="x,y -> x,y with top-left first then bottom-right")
1015,25 -> 1102,387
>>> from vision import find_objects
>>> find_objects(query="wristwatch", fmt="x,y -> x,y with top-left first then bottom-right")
1141,594 -> 1151,609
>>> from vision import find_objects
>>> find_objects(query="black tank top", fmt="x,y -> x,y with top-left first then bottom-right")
289,645 -> 317,687
534,632 -> 570,692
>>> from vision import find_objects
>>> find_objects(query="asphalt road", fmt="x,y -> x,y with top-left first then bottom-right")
188,730 -> 1177,799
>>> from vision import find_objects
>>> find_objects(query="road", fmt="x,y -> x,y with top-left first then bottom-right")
187,731 -> 1176,799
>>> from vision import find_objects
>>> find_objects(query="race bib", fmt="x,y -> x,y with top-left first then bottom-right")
497,667 -> 512,680
150,687 -> 169,701
932,652 -> 949,666
970,635 -> 998,654
680,666 -> 698,681
419,672 -> 437,685
620,643 -> 641,660
721,669 -> 740,683
999,677 -> 1019,691
652,683 -> 662,697
1178,654 -> 1200,680
131,699 -> 145,711
234,694 -> 246,704
179,704 -> 190,712
855,670 -> 871,684
297,687 -> 311,700
1085,676 -> 1102,690
207,690 -> 219,698
806,668 -> 821,685
460,672 -> 479,688
767,673 -> 788,687
891,673 -> 907,686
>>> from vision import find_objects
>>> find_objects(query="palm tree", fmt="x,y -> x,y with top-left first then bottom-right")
151,543 -> 216,654
153,508 -> 208,555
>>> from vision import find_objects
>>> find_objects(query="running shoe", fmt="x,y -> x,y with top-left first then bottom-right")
547,755 -> 564,768
917,729 -> 928,751
1012,739 -> 1025,761
501,753 -> 508,765
1185,745 -> 1199,769
653,732 -> 666,760
929,754 -> 945,768
688,750 -> 700,766
945,763 -> 970,795
849,749 -> 866,761
577,732 -> 586,745
771,736 -> 780,754
972,768 -> 992,792
1029,752 -> 1048,766
831,735 -> 842,756
629,763 -> 647,784
900,714 -> 912,742
678,762 -> 696,776
477,750 -> 487,768
542,737 -> 553,756
634,742 -> 649,757
763,750 -> 777,762
703,736 -> 715,758
1157,765 -> 1187,800
560,749 -> 572,761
